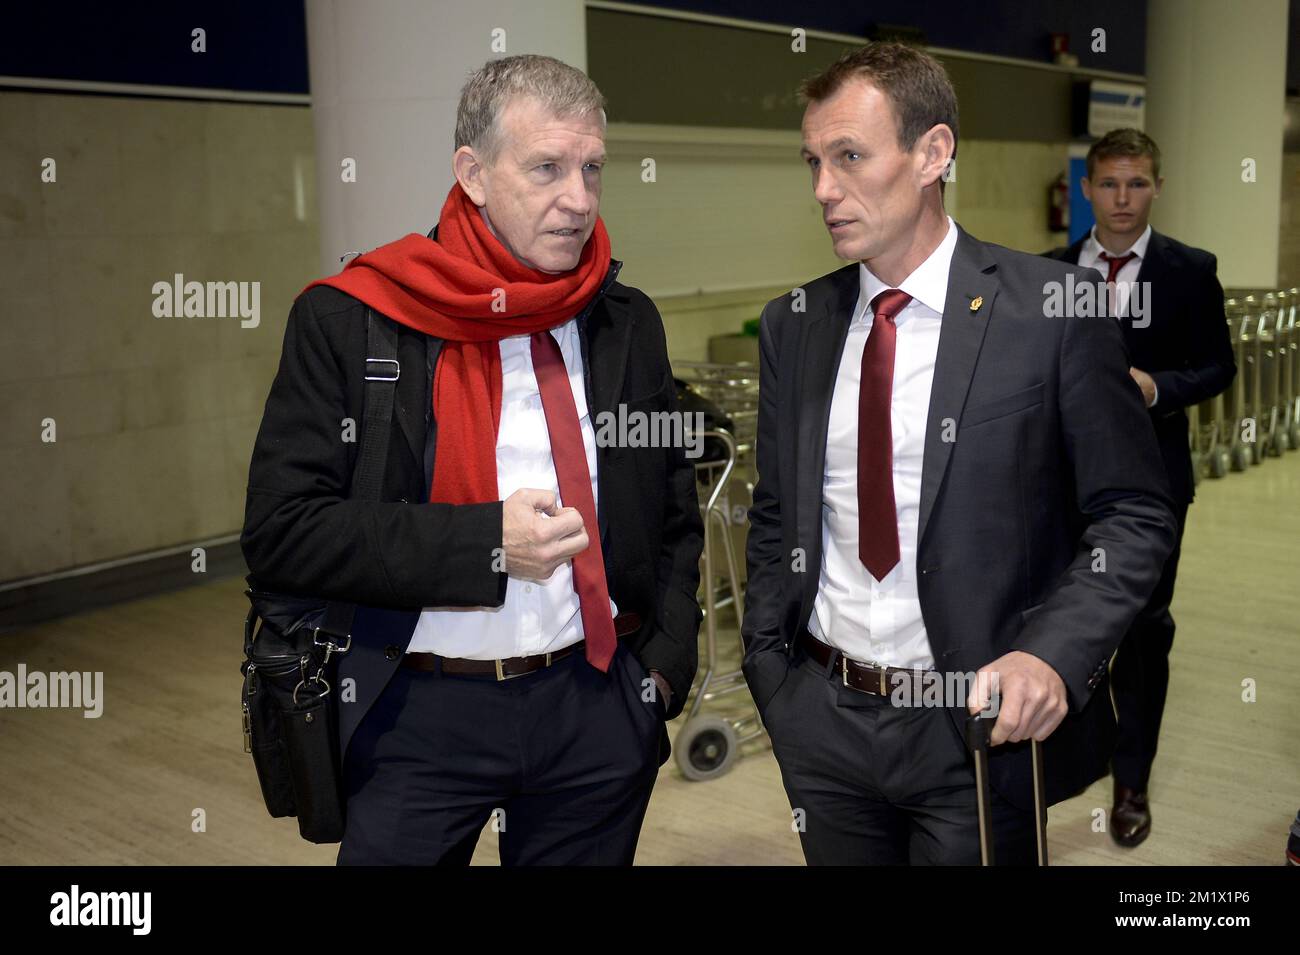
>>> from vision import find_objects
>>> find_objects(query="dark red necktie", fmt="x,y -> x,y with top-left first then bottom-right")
858,289 -> 912,582
1098,250 -> 1137,283
529,330 -> 617,672
1098,250 -> 1137,317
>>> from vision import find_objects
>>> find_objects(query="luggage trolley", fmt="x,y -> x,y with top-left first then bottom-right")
672,360 -> 763,781
1260,292 -> 1287,457
1189,400 -> 1220,482
1240,294 -> 1274,465
1279,288 -> 1300,451
1189,393 -> 1230,481
1193,299 -> 1236,480
1227,296 -> 1256,471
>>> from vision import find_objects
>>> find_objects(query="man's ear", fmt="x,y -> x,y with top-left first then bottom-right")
1081,177 -> 1093,202
917,123 -> 955,188
453,146 -> 488,206
1153,176 -> 1164,199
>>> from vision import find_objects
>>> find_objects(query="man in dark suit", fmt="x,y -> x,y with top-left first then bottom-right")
241,55 -> 702,865
1046,127 -> 1235,847
742,43 -> 1178,864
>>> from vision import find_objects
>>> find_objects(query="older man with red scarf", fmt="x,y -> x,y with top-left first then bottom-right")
241,55 -> 702,865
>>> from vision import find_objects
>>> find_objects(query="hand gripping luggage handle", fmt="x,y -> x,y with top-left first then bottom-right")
965,699 -> 1049,866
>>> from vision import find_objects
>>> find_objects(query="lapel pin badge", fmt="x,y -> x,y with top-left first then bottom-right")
969,296 -> 983,313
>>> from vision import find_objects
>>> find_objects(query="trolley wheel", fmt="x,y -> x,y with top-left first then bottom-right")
1289,424 -> 1300,450
675,715 -> 739,782
1273,432 -> 1291,454
1231,445 -> 1251,471
1250,440 -> 1264,465
1209,449 -> 1230,479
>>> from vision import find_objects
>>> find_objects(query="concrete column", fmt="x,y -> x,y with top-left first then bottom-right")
1144,0 -> 1288,287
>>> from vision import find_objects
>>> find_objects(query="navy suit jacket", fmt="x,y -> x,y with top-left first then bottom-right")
1045,229 -> 1236,503
742,225 -> 1179,810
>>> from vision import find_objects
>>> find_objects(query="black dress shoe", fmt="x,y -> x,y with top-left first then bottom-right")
1111,783 -> 1151,847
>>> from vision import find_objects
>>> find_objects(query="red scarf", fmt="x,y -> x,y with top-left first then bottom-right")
300,183 -> 612,504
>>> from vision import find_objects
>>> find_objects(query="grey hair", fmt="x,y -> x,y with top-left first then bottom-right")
454,54 -> 607,163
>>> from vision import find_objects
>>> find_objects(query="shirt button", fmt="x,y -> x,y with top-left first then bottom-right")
524,584 -> 533,593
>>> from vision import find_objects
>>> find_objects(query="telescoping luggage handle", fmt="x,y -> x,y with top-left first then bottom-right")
965,699 -> 1049,866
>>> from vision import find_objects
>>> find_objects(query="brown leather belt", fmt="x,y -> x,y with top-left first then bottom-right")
798,628 -> 931,697
402,611 -> 642,680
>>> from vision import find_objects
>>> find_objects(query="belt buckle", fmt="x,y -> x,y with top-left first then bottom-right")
841,654 -> 888,695
494,651 -> 553,681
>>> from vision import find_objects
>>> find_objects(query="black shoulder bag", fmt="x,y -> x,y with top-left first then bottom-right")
240,307 -> 400,844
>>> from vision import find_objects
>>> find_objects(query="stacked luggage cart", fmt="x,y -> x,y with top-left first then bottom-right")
671,361 -> 762,780
1192,287 -> 1300,480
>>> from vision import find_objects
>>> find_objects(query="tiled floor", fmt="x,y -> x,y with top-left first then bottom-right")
1,451 -> 1297,865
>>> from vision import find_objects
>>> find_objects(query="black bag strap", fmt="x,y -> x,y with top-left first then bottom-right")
312,307 -> 399,651
354,307 -> 401,501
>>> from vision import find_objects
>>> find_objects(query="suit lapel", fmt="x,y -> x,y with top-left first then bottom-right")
1062,234 -> 1086,265
584,288 -> 634,546
917,226 -> 999,546
587,298 -> 634,422
1133,228 -> 1165,288
795,264 -> 858,614
1123,229 -> 1165,333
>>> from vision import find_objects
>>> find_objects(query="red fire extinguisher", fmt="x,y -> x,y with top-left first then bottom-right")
1048,172 -> 1070,233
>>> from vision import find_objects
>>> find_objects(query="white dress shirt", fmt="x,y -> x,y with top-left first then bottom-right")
408,317 -> 616,659
807,216 -> 958,670
1078,223 -> 1149,316
1078,223 -> 1154,404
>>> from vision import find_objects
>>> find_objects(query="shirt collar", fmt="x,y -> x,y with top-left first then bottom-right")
856,215 -> 958,321
1085,222 -> 1152,261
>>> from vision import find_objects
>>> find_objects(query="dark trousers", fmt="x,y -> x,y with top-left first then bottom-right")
1111,497 -> 1191,792
337,643 -> 662,865
764,645 -> 1036,865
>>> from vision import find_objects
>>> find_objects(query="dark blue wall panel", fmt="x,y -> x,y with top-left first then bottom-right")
0,0 -> 309,95
13,1 -> 1296,96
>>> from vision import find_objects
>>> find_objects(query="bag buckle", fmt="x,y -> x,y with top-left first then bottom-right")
293,655 -> 331,706
313,627 -> 351,667
292,677 -> 330,706
364,358 -> 400,382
